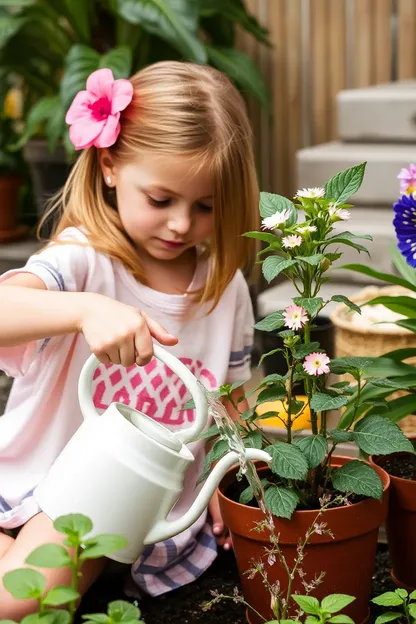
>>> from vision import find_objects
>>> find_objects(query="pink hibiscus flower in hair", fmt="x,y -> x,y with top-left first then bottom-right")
66,68 -> 133,150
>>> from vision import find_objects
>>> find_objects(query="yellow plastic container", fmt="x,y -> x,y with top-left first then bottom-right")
256,395 -> 317,430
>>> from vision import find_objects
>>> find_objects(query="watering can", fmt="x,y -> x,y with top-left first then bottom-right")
34,345 -> 272,563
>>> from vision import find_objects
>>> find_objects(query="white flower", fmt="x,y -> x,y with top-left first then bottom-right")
303,352 -> 330,376
261,209 -> 292,230
283,305 -> 308,330
297,225 -> 317,234
282,234 -> 302,249
329,205 -> 351,221
296,187 -> 325,199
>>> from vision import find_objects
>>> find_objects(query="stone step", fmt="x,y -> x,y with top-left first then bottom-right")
338,80 -> 416,143
0,238 -> 41,275
297,142 -> 415,205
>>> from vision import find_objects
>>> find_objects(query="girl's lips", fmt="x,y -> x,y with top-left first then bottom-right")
158,238 -> 187,249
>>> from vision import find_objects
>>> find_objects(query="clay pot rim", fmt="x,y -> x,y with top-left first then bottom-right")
218,454 -> 390,516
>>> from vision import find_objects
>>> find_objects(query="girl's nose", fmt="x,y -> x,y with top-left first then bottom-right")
167,207 -> 192,235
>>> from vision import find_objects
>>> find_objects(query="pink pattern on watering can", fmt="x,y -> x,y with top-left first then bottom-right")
92,358 -> 217,428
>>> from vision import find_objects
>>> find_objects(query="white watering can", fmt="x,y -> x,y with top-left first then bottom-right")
34,346 -> 272,563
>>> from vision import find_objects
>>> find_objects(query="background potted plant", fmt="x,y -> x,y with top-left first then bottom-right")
193,163 -> 416,624
0,0 -> 270,225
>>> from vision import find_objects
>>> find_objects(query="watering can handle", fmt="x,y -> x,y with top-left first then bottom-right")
78,345 -> 208,445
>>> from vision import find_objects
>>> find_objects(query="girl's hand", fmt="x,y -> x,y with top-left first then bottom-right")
209,490 -> 232,551
79,293 -> 178,367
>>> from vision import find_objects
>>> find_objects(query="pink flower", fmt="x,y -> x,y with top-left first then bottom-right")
283,304 -> 308,330
303,352 -> 330,376
66,68 -> 133,150
398,164 -> 416,195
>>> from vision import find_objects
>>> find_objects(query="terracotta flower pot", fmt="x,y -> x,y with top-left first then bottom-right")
218,456 -> 389,624
371,438 -> 416,591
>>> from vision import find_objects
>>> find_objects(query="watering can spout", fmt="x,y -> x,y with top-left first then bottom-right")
144,448 -> 272,545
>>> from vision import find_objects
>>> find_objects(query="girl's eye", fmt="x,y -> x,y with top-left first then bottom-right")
147,196 -> 171,208
197,202 -> 213,213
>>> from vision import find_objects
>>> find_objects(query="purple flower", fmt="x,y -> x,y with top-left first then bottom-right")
393,193 -> 416,268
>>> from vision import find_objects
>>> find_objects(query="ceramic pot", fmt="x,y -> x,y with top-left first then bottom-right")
218,456 -> 389,624
371,438 -> 416,590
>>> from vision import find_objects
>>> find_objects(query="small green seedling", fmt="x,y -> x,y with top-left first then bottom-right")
372,588 -> 416,624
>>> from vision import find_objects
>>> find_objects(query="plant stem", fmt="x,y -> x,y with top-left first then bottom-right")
68,546 -> 80,623
286,363 -> 295,443
209,595 -> 269,622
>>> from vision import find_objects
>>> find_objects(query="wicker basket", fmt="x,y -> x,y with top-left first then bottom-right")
330,284 -> 416,434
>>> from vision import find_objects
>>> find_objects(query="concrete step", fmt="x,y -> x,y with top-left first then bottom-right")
338,80 -> 416,143
297,141 -> 415,205
0,238 -> 41,275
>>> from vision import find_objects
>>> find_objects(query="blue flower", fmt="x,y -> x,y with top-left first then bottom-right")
393,193 -> 416,267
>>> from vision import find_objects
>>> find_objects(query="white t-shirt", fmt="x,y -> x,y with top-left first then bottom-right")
0,227 -> 254,536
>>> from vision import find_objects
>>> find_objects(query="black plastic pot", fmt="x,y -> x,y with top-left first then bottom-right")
259,315 -> 335,380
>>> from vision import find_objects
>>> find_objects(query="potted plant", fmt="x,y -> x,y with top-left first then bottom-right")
0,0 -> 270,225
196,163 -> 415,624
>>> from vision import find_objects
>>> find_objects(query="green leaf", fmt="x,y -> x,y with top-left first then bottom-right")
258,374 -> 286,388
364,295 -> 416,318
296,254 -> 325,266
330,357 -> 373,377
310,393 -> 348,412
243,231 -> 279,244
244,429 -> 263,449
45,101 -> 66,154
291,595 -> 320,615
62,0 -> 91,42
99,46 -> 132,79
329,617 -> 355,624
391,243 -> 416,286
262,257 -> 296,283
0,13 -> 27,50
25,544 -> 72,568
304,619 -> 319,624
254,311 -> 285,332
22,613 -> 70,624
332,460 -> 383,500
328,430 -> 354,444
198,438 -> 229,484
80,534 -> 128,560
238,478 -> 268,505
341,264 -> 416,294
266,442 -> 309,480
12,95 -> 61,150
321,594 -> 355,614
81,616 -> 108,624
107,600 -> 142,622
199,0 -> 269,44
353,416 -> 414,455
3,568 -> 46,600
264,486 -> 299,519
0,620 -> 18,624
396,589 -> 408,599
54,514 -> 93,539
374,613 -> 403,624
258,348 -> 282,368
293,297 -> 324,318
43,585 -> 80,606
397,318 -> 416,333
372,592 -> 404,607
295,435 -> 328,469
118,0 -> 206,63
409,604 -> 416,620
331,295 -> 361,315
199,423 -> 220,440
257,386 -> 286,404
368,378 -> 412,390
409,590 -> 416,601
259,192 -> 297,221
60,44 -> 99,110
325,162 -> 366,204
294,342 -> 321,360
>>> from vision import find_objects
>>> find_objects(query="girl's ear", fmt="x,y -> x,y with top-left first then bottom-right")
99,149 -> 117,186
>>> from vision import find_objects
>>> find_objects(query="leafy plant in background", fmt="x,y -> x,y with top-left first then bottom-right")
197,162 -> 414,523
0,0 -> 270,155
0,513 -> 144,624
372,588 -> 416,624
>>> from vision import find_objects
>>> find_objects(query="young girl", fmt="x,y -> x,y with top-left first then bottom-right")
0,61 -> 258,617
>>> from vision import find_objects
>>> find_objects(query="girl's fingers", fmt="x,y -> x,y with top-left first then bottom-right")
134,319 -> 154,366
105,347 -> 121,365
141,311 -> 178,346
119,339 -> 136,368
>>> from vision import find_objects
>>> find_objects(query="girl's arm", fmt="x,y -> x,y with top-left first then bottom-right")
0,274 -> 177,365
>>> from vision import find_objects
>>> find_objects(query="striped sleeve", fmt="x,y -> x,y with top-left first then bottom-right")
226,271 -> 255,384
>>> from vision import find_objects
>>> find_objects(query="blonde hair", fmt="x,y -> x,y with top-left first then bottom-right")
43,61 -> 259,309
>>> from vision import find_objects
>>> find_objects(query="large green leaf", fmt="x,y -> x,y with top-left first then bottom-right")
324,162 -> 366,204
3,568 -> 46,600
296,254 -> 325,266
60,44 -> 99,110
107,600 -> 142,622
254,311 -> 285,332
396,318 -> 416,333
117,0 -> 207,63
206,45 -> 270,110
12,95 -> 61,150
266,442 -> 309,480
264,486 -> 299,519
45,101 -> 66,153
310,393 -> 349,412
331,295 -> 361,314
259,192 -> 297,220
366,393 -> 416,424
99,45 -> 132,78
353,415 -> 413,455
321,595 -> 355,614
340,264 -> 416,293
80,534 -> 128,560
62,0 -> 91,42
199,0 -> 269,44
43,585 -> 80,607
324,232 -> 370,255
295,435 -> 327,469
363,295 -> 416,318
25,544 -> 72,568
332,460 -> 383,499
54,514 -> 93,539
293,296 -> 323,318
0,13 -> 27,49
262,256 -> 296,283
391,243 -> 416,286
